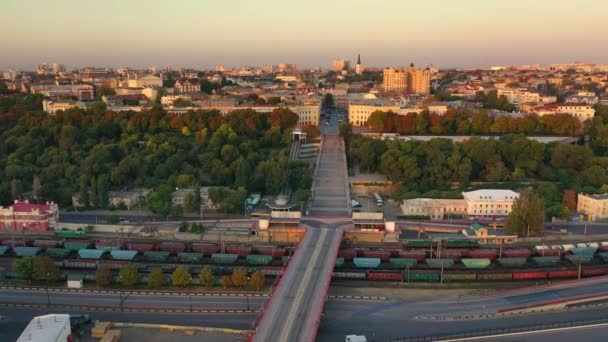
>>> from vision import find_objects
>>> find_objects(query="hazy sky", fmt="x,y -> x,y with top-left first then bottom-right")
2,0 -> 607,70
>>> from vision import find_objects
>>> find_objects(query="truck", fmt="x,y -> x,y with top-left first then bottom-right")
373,192 -> 383,207
345,335 -> 367,342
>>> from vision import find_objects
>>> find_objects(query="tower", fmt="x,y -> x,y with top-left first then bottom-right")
355,54 -> 363,75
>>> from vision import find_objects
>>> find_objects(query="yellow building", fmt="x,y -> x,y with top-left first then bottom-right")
577,193 -> 608,221
382,64 -> 431,94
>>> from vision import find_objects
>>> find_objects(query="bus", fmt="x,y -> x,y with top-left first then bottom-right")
373,192 -> 383,207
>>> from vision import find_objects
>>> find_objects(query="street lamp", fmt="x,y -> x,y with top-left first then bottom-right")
45,272 -> 51,307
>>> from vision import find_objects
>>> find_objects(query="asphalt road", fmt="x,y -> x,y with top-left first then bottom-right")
0,306 -> 256,342
0,288 -> 265,310
474,323 -> 608,342
253,226 -> 342,342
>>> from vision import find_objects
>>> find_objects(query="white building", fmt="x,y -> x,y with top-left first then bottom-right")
400,198 -> 467,220
556,104 -> 595,121
17,314 -> 71,342
462,189 -> 519,218
174,78 -> 200,93
161,95 -> 191,106
42,100 -> 87,114
128,74 -> 162,88
30,84 -> 94,101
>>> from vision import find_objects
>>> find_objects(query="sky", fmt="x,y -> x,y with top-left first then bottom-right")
2,0 -> 607,70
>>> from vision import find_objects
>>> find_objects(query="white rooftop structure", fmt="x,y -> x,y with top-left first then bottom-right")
462,189 -> 519,201
17,314 -> 71,342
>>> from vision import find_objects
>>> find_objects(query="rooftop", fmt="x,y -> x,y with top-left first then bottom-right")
462,189 -> 519,201
17,314 -> 71,342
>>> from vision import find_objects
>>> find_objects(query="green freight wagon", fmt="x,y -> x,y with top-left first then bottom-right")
532,256 -> 561,267
461,258 -> 491,269
143,251 -> 170,262
445,240 -> 479,248
353,257 -> 381,268
498,258 -> 527,267
389,258 -> 418,269
442,272 -> 477,282
335,257 -> 344,268
14,247 -> 41,257
477,272 -> 513,280
78,249 -> 106,259
64,242 -> 91,251
246,255 -> 273,266
426,259 -> 454,269
178,252 -> 203,263
110,250 -> 138,261
46,248 -> 71,259
598,252 -> 608,262
54,231 -> 87,238
570,247 -> 597,256
212,253 -> 239,265
404,271 -> 440,282
405,240 -> 432,248
565,254 -> 594,264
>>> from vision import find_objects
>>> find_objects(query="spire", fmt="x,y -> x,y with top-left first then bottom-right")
357,54 -> 361,65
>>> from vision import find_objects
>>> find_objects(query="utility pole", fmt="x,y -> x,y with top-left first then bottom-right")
578,261 -> 582,280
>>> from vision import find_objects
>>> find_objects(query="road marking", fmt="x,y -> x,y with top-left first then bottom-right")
278,229 -> 328,342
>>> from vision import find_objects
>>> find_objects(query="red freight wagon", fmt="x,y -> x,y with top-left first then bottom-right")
367,271 -> 402,281
535,249 -> 561,257
255,246 -> 286,258
127,242 -> 156,253
225,246 -> 252,256
435,250 -> 462,261
502,249 -> 532,258
159,242 -> 186,254
547,269 -> 578,279
191,243 -> 219,255
338,249 -> 356,260
513,271 -> 547,280
361,250 -> 391,261
582,266 -> 608,277
467,249 -> 498,260
398,250 -> 426,262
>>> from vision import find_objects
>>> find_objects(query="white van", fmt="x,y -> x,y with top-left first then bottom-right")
373,192 -> 383,207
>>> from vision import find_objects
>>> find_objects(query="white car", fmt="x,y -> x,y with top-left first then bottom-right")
351,199 -> 361,207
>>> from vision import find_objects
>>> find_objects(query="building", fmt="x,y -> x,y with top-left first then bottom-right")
200,187 -> 216,210
108,189 -> 150,210
400,198 -> 467,220
382,64 -> 431,94
348,100 -> 400,126
557,104 -> 595,121
462,189 -> 519,218
577,193 -> 608,221
172,188 -> 195,207
42,100 -> 87,114
407,64 -> 431,95
30,84 -> 94,101
52,63 -> 66,74
174,78 -> 200,93
382,68 -> 407,93
127,74 -> 162,88
332,59 -> 350,72
278,63 -> 297,74
0,200 -> 59,232
17,314 -> 71,342
355,54 -> 363,75
216,64 -> 225,72
161,95 -> 191,106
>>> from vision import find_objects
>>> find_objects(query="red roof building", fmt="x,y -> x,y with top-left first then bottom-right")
0,200 -> 59,232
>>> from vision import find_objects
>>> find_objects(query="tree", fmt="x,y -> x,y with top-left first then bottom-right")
231,267 -> 247,288
179,221 -> 189,232
119,265 -> 140,287
96,265 -> 113,287
220,275 -> 232,289
505,189 -> 545,237
12,256 -> 34,279
562,189 -> 577,211
184,187 -> 201,213
537,183 -> 560,204
106,215 -> 119,224
32,175 -> 41,201
32,256 -> 59,282
171,266 -> 192,287
148,268 -> 166,288
11,178 -> 22,201
249,271 -> 265,290
199,265 -> 215,288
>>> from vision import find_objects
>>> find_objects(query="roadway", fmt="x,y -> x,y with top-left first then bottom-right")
0,288 -> 265,310
253,226 -> 342,342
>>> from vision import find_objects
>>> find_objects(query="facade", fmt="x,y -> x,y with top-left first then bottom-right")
383,68 -> 407,93
332,59 -> 350,72
462,189 -> 519,218
383,65 -> 431,94
213,104 -> 320,126
577,193 -> 608,221
108,189 -> 150,210
556,104 -> 595,121
0,201 -> 59,232
42,100 -> 87,114
128,74 -> 162,88
174,78 -> 200,93
200,187 -> 216,210
348,101 -> 400,127
161,95 -> 191,106
172,188 -> 194,206
30,84 -> 94,101
400,198 -> 467,220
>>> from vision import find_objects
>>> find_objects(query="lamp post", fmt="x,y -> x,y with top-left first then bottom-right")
45,272 -> 51,307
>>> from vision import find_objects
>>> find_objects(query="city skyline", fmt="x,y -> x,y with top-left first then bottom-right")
3,0 -> 608,70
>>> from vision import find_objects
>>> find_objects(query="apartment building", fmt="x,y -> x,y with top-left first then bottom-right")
348,101 -> 400,126
577,193 -> 608,221
382,68 -> 407,93
462,189 -> 519,218
383,64 -> 431,94
332,59 -> 350,72
30,84 -> 94,101
174,78 -> 200,93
